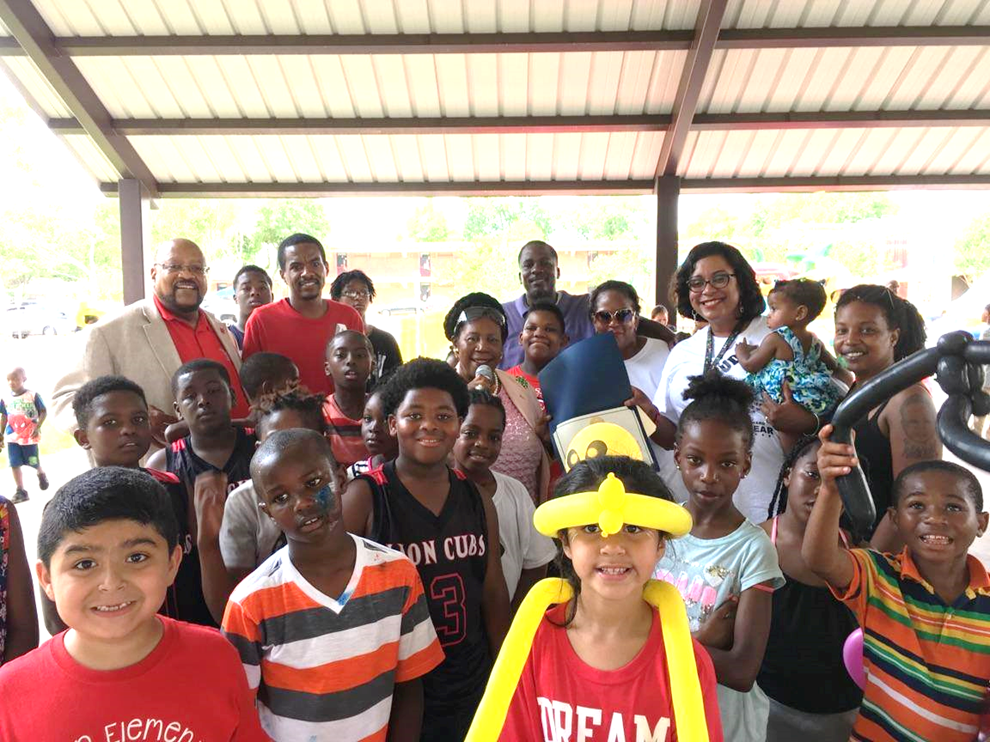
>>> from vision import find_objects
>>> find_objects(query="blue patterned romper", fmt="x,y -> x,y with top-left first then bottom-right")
746,327 -> 841,415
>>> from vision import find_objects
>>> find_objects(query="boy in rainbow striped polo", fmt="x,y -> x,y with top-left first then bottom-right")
806,426 -> 990,742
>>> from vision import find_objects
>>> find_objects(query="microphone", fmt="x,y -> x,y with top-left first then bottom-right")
476,364 -> 495,382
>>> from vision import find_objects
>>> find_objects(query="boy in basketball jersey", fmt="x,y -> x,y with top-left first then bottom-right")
148,359 -> 257,624
344,358 -> 510,742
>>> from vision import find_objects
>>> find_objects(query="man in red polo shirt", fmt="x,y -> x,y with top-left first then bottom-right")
242,233 -> 363,396
52,239 -> 247,448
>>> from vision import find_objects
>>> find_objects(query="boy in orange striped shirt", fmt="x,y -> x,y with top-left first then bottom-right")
222,429 -> 443,742
806,425 -> 990,742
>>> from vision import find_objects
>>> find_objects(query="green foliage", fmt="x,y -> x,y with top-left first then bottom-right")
462,198 -> 552,241
586,245 -> 655,303
954,213 -> 990,279
433,238 -> 521,299
242,200 -> 330,268
406,200 -> 452,242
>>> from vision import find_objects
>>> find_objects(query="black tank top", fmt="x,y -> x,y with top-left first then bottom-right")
758,518 -> 862,713
852,399 -> 892,536
358,461 -> 491,712
143,468 -> 216,628
164,428 -> 256,493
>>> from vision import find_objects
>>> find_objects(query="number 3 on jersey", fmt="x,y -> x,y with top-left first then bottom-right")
429,573 -> 467,647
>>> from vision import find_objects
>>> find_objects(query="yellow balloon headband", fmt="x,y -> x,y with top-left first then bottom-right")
534,472 -> 693,539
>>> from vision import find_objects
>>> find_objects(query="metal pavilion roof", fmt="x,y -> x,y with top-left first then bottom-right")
0,0 -> 987,199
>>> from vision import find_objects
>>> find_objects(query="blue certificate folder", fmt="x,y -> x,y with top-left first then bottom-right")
538,333 -> 659,469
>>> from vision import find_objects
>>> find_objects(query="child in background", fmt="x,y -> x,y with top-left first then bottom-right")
223,429 -> 443,742
322,330 -> 372,468
805,428 -> 990,742
61,375 -> 216,630
238,351 -> 300,408
344,358 -> 510,742
0,367 -> 49,503
499,456 -> 723,740
219,390 -> 334,591
0,494 -> 38,665
453,389 -> 556,611
736,279 -> 852,420
0,468 -> 267,741
758,435 -> 861,741
347,383 -> 399,480
654,372 -> 784,742
228,264 -> 273,350
504,301 -> 569,412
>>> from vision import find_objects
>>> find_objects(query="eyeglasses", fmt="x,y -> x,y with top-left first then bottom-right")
157,263 -> 209,276
593,308 -> 636,325
688,272 -> 734,293
342,289 -> 371,300
456,306 -> 506,327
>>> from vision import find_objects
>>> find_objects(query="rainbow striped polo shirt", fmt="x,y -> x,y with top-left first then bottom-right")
832,548 -> 990,742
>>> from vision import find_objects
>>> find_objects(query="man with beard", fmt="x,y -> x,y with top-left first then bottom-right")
242,233 -> 363,396
499,240 -> 596,369
52,238 -> 247,449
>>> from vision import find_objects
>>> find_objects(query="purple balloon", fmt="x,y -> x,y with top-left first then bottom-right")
843,628 -> 865,690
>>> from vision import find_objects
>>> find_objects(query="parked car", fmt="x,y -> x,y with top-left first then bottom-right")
5,303 -> 78,338
200,287 -> 237,325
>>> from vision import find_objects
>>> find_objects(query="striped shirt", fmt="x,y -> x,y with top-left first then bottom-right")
322,393 -> 369,468
831,548 -> 990,742
222,534 -> 444,742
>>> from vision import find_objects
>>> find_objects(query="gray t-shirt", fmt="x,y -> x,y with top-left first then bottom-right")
219,480 -> 283,573
655,520 -> 784,742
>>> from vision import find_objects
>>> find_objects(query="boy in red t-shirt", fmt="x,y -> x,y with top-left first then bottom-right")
504,301 -> 569,413
322,330 -> 372,468
0,467 -> 268,741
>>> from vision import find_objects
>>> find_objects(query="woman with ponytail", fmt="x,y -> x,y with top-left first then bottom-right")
832,284 -> 940,550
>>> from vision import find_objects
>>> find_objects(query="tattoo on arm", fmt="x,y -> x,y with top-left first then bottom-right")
899,393 -> 940,460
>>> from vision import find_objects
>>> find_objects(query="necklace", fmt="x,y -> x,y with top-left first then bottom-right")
704,321 -> 745,374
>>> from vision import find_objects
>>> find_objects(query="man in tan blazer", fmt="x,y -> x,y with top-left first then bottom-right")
52,238 -> 246,446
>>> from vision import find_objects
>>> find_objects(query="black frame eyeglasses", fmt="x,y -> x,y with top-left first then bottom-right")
688,272 -> 735,293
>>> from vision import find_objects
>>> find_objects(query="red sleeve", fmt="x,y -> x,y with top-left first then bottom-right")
498,650 -> 543,742
241,311 -> 264,360
693,639 -> 724,742
344,304 -> 364,333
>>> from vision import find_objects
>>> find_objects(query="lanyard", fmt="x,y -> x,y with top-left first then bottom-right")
704,322 -> 744,374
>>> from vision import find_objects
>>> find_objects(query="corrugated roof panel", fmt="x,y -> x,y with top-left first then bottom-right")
533,0 -> 566,32
578,131 -> 609,180
276,57 -> 329,117
597,0 -> 636,31
250,135 -> 296,181
893,127 -> 956,175
360,0 -> 404,34
417,133 -> 450,180
370,56 -> 412,117
473,133 -> 500,180
727,0 -> 988,28
461,0 -> 497,32
529,54 -> 561,116
335,136 -> 374,181
502,133 -> 528,180
215,57 -> 272,116
857,127 -> 917,174
927,127 -> 986,172
958,128 -> 990,172
644,50 -> 688,114
167,136 -> 223,182
601,131 -> 638,179
307,135 -> 349,180
254,0 -> 306,34
167,0 -> 229,35
434,55 -> 471,117
119,58 -> 188,117
901,47 -> 988,109
615,49 -> 657,114
404,56 -> 443,117
551,132 -> 582,180
246,57 -> 301,116
1,57 -> 72,117
759,129 -> 807,177
445,133 -> 476,180
61,134 -> 118,181
219,0 -> 267,34
526,132 -> 555,179
557,52 -> 594,115
340,56 -> 386,117
498,54 -> 530,116
0,18 -> 9,34
586,51 -> 624,114
853,47 -> 925,111
464,54 -> 499,116
310,56 -> 358,118
276,136 -> 324,182
221,135 -> 272,182
73,57 -> 152,118
944,48 -> 990,108
629,130 -> 664,178
32,0 -> 94,36
497,0 -> 533,33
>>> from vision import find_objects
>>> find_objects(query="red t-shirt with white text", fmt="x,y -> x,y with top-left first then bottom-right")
500,602 -> 723,742
242,298 -> 363,396
0,617 -> 269,742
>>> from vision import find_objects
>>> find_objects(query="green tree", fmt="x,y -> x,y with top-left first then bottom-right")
954,213 -> 990,279
407,200 -> 452,242
243,200 -> 330,268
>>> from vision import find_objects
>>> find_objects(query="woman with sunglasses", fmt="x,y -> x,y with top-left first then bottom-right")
590,280 -> 670,406
444,293 -> 551,505
653,241 -> 817,522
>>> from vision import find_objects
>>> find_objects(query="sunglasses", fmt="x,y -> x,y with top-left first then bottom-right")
593,308 -> 636,325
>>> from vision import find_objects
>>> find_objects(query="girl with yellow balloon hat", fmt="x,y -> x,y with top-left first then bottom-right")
466,447 -> 724,742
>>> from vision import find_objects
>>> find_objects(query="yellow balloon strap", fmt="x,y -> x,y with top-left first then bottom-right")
465,578 -> 710,742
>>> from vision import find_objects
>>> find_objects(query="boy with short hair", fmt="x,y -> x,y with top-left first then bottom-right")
0,467 -> 268,741
322,330 -> 373,467
806,427 -> 990,742
229,264 -> 273,349
344,358 -> 511,742
0,366 -> 49,503
239,351 -> 300,408
223,429 -> 443,742
504,301 -> 568,412
62,374 -> 217,629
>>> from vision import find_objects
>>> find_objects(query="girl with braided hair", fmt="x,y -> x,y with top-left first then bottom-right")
757,436 -> 862,741
833,284 -> 941,550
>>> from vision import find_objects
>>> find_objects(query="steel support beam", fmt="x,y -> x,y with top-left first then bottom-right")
118,179 -> 149,304
655,0 -> 728,178
655,176 -> 680,321
680,174 -> 990,193
0,0 -> 159,198
717,25 -> 990,49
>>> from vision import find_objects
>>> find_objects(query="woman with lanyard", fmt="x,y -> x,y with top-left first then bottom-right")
444,292 -> 552,505
651,241 -> 816,521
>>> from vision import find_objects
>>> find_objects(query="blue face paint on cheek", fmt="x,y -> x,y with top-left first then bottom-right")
315,483 -> 335,512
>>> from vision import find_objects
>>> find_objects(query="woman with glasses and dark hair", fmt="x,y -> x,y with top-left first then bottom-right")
653,241 -> 816,521
444,293 -> 551,505
330,269 -> 403,388
590,280 -> 670,405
